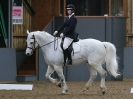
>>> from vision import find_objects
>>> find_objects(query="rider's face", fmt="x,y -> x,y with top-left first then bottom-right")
67,9 -> 72,15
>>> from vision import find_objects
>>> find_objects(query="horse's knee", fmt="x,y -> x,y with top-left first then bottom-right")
92,71 -> 97,77
45,73 -> 50,79
89,66 -> 97,79
100,70 -> 107,77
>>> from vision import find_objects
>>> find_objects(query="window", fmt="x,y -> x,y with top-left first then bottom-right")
111,0 -> 124,16
66,0 -> 125,16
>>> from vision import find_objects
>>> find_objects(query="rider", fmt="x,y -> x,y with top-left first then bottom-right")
53,4 -> 77,65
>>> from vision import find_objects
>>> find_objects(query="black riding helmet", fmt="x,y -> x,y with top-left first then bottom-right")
66,4 -> 75,12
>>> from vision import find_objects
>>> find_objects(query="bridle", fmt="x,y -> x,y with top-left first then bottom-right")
27,34 -> 58,51
27,35 -> 36,50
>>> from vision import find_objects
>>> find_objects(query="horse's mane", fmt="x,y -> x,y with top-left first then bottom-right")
31,31 -> 54,38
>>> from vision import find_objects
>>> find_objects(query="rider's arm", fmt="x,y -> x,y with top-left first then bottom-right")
53,18 -> 68,36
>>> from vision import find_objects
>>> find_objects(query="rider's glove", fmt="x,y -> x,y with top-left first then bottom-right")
53,31 -> 58,36
60,33 -> 64,38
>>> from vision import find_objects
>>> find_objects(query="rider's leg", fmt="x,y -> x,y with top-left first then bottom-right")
66,47 -> 72,65
63,37 -> 73,65
63,49 -> 68,66
61,37 -> 67,66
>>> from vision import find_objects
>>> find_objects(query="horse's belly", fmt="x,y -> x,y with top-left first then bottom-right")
72,52 -> 87,65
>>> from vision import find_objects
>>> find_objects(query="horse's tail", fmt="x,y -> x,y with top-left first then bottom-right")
103,42 -> 120,78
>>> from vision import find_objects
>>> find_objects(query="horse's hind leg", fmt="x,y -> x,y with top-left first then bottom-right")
94,64 -> 107,95
54,65 -> 68,94
83,66 -> 97,92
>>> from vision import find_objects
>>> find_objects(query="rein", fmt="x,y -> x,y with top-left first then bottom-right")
36,37 -> 59,50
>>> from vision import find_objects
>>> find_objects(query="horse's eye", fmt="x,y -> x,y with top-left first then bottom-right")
30,42 -> 33,44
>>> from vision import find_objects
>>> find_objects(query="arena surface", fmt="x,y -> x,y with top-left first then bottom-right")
0,79 -> 133,99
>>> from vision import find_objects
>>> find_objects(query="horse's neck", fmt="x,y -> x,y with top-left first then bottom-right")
35,32 -> 54,46
35,32 -> 59,55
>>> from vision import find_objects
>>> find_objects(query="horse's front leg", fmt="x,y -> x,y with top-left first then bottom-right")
54,65 -> 68,94
45,65 -> 58,84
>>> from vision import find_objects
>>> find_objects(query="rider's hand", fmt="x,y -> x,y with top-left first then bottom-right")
60,33 -> 64,38
53,31 -> 58,36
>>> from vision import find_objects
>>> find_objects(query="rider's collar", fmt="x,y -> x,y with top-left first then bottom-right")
68,13 -> 75,19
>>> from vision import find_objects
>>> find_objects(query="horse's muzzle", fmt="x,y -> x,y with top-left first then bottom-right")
25,51 -> 33,56
26,53 -> 31,56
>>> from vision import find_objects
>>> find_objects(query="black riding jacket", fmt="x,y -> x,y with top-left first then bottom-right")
57,14 -> 77,39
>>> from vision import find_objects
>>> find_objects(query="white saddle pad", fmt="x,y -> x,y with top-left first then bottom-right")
73,42 -> 80,53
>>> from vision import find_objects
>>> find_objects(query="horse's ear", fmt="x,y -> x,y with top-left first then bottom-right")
27,30 -> 30,34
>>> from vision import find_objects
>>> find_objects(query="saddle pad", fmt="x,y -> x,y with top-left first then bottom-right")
73,42 -> 80,53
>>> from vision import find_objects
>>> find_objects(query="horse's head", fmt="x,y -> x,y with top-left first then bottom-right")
25,30 -> 38,56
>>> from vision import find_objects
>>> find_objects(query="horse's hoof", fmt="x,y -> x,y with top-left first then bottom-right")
82,89 -> 86,92
61,93 -> 66,95
61,90 -> 68,94
57,82 -> 62,88
81,89 -> 87,93
100,87 -> 107,95
102,91 -> 106,95
82,87 -> 89,92
66,89 -> 68,93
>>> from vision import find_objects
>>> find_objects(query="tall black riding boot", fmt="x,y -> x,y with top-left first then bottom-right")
63,49 -> 68,66
66,49 -> 72,65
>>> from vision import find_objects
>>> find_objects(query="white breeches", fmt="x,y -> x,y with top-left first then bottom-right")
63,37 -> 73,50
